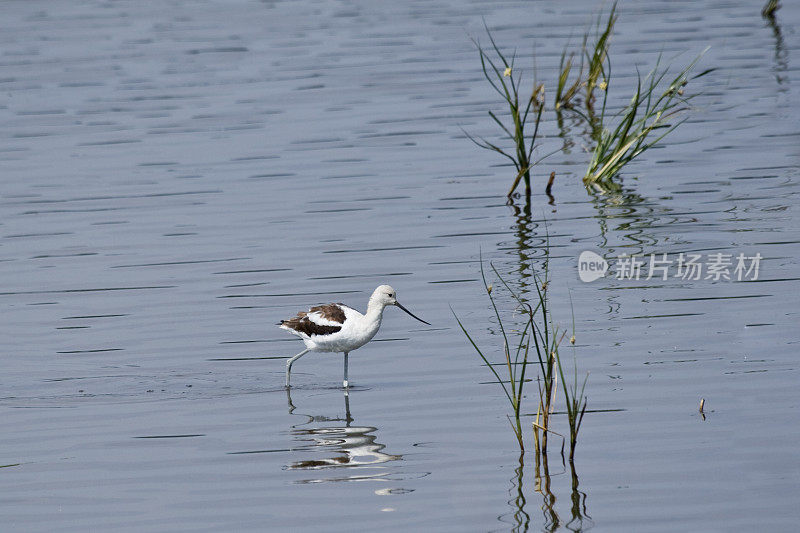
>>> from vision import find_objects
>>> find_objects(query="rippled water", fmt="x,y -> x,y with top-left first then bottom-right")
2,1 -> 799,531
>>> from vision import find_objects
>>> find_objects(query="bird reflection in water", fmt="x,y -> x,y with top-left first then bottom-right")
285,389 -> 400,483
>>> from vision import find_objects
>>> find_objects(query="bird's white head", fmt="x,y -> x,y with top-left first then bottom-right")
369,285 -> 430,325
370,285 -> 398,307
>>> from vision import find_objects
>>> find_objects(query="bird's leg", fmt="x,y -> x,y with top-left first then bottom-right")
343,351 -> 349,389
286,388 -> 296,413
286,348 -> 310,388
344,391 -> 352,423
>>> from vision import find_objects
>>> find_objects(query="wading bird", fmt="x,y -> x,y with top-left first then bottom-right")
280,285 -> 429,388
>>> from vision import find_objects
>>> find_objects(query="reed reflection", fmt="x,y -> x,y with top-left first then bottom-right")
566,461 -> 592,532
507,201 -> 550,298
507,451 -> 531,532
505,169 -> 667,268
285,389 -> 400,483
587,182 -> 666,257
503,441 -> 593,532
534,443 -> 561,531
763,2 -> 789,88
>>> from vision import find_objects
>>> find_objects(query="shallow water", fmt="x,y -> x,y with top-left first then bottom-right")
2,1 -> 799,531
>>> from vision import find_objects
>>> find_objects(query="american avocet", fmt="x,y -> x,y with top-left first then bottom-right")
280,285 -> 430,388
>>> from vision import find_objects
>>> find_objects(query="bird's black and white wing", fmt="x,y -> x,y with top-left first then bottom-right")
279,303 -> 348,337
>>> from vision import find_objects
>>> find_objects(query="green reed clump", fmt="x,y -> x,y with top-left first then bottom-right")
466,24 -> 545,200
469,3 -> 712,197
453,252 -> 574,453
583,52 -> 711,185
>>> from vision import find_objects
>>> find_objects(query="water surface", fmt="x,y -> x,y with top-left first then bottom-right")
2,1 -> 799,531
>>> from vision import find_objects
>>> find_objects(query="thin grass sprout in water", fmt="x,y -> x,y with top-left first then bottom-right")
584,3 -> 617,114
452,256 -> 539,449
556,294 -> 589,463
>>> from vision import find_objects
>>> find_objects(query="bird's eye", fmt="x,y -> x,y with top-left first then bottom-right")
388,293 -> 394,297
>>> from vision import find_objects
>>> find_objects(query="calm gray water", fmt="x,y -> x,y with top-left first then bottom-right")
2,1 -> 799,531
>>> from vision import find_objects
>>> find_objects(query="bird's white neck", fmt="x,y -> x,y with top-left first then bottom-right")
365,298 -> 388,323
